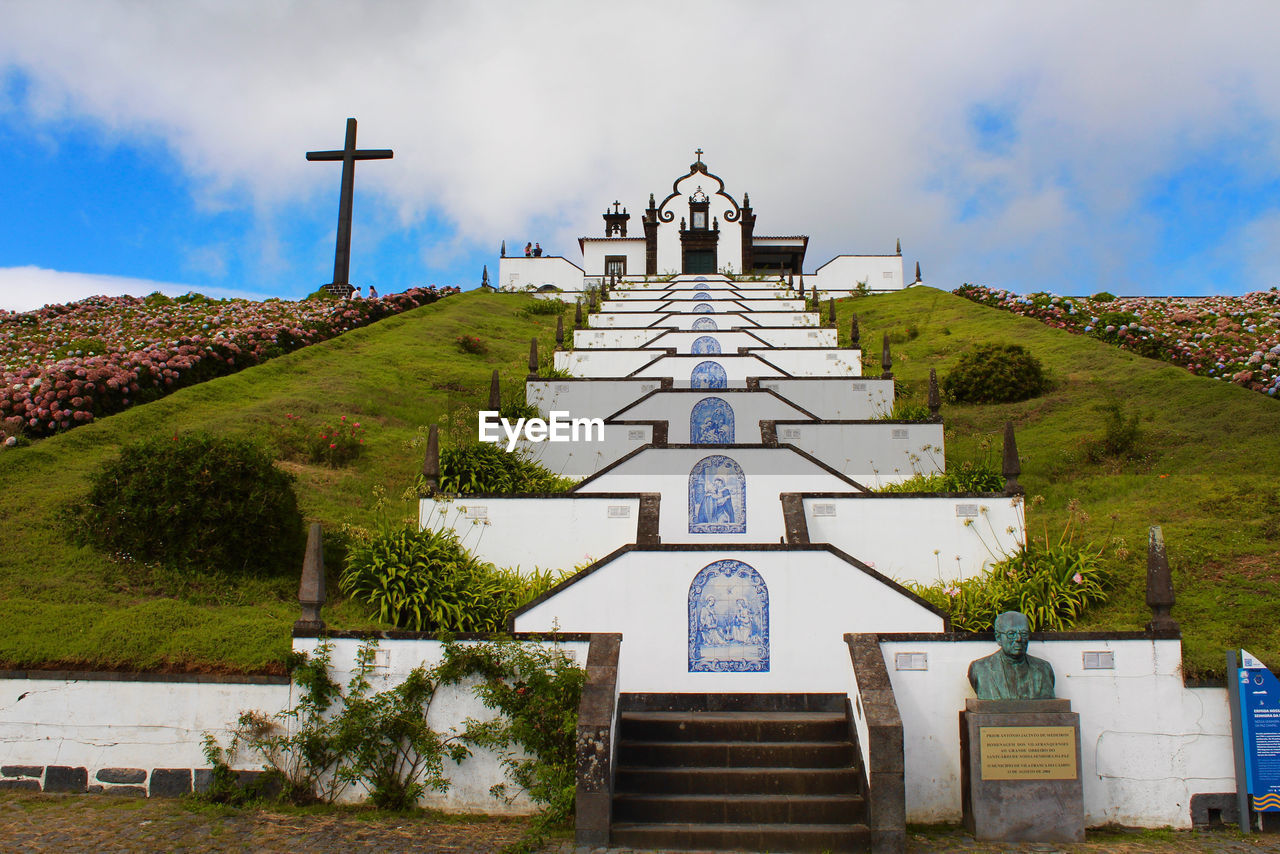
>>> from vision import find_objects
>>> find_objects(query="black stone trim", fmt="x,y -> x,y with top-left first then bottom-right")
575,633 -> 622,847
96,768 -> 146,784
295,628 -> 598,641
793,491 -> 1016,500
0,779 -> 40,791
845,633 -> 906,854
45,766 -> 88,793
2,765 -> 43,778
655,159 -> 741,223
637,495 -> 661,545
871,630 -> 1182,642
149,768 -> 192,797
0,670 -> 289,684
780,494 -> 810,544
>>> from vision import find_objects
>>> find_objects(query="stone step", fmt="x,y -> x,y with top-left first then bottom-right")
612,792 -> 865,825
619,710 -> 848,742
617,738 -> 856,768
619,692 -> 845,713
610,821 -> 871,853
615,765 -> 860,796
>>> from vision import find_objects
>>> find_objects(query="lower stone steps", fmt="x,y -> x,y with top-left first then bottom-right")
610,820 -> 871,853
610,694 -> 867,852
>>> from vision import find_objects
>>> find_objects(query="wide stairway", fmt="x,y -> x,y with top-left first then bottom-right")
610,694 -> 870,853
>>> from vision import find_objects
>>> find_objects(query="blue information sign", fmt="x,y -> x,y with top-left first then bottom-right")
1238,649 -> 1280,812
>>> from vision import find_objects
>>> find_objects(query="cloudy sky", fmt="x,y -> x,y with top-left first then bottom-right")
3,1 -> 1280,312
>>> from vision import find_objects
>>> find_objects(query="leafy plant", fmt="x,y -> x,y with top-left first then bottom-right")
519,300 -> 567,317
439,441 -> 575,494
876,400 -> 933,421
878,458 -> 1004,493
908,502 -> 1114,631
341,521 -> 509,631
205,640 -> 470,810
439,638 -> 585,843
943,343 -> 1049,404
1091,291 -> 1117,302
70,432 -> 304,576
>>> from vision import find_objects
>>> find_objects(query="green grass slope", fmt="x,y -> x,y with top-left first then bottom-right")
2,286 -> 1275,677
841,287 -> 1280,676
0,291 -> 562,674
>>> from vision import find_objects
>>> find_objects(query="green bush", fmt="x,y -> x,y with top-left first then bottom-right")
71,432 -> 304,575
341,521 -> 565,631
876,400 -> 933,422
519,299 -> 567,317
943,343 -> 1048,404
878,458 -> 1004,493
456,334 -> 487,355
1084,403 -> 1143,462
1091,291 -> 1117,302
440,442 -> 574,494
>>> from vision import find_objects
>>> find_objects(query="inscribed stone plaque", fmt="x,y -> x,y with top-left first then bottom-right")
979,726 -> 1077,780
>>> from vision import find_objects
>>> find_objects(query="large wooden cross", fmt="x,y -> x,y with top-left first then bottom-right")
306,118 -> 393,290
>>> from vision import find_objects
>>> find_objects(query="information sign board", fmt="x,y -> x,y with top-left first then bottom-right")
1239,649 -> 1280,812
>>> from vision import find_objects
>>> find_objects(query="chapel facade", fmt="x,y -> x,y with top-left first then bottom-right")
497,152 -> 917,295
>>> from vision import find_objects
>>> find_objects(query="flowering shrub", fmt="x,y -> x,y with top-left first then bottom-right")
455,334 -> 487,355
69,432 -> 305,576
280,414 -> 366,467
954,284 -> 1280,398
0,286 -> 457,440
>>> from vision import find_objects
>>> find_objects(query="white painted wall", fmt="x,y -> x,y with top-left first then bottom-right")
497,256 -> 586,294
639,330 -> 782,354
876,638 -> 1233,828
802,495 -> 1025,584
573,329 -> 664,349
751,349 -> 862,377
298,637 -> 591,814
0,676 -> 288,778
743,328 -> 839,348
525,379 -> 664,419
612,390 -> 816,443
420,495 -> 643,571
600,299 -> 805,313
588,311 -> 819,330
755,378 -> 895,419
576,446 -> 862,544
502,421 -> 655,479
776,421 -> 945,483
631,354 -> 787,385
515,549 -> 944,693
554,349 -> 665,377
808,255 -> 905,295
581,238 -> 646,277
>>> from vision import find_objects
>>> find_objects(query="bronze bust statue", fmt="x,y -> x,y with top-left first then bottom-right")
967,611 -> 1055,700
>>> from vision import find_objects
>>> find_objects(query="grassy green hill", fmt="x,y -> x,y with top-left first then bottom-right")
0,291 -> 562,673
1,286 -> 1276,677
840,287 -> 1280,677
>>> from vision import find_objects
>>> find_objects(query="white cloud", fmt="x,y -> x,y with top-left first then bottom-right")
0,266 -> 265,313
4,1 -> 1280,293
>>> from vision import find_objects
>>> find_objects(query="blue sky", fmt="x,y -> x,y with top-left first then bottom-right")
4,2 -> 1280,312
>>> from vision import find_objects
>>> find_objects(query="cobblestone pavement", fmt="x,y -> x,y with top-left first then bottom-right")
3,793 -> 1280,853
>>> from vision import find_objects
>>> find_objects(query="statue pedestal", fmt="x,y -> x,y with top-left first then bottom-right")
960,698 -> 1084,843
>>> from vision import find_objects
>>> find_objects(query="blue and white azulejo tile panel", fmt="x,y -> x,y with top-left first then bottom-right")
688,559 -> 769,672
